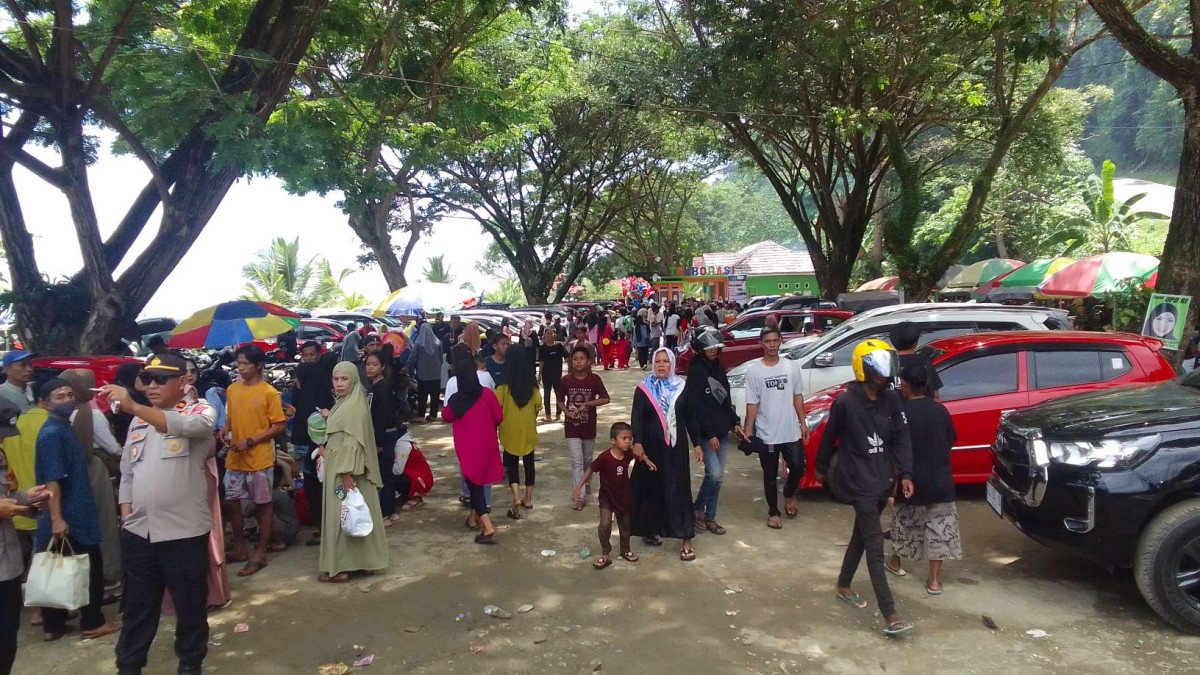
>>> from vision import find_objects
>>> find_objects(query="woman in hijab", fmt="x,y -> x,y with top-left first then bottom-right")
108,362 -> 148,445
59,369 -> 123,591
441,348 -> 504,544
461,321 -> 482,355
318,362 -> 389,582
630,348 -> 696,560
408,322 -> 444,422
496,345 -> 542,518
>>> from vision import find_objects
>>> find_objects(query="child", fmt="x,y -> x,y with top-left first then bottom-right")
886,363 -> 962,594
573,423 -> 638,568
613,331 -> 631,370
560,346 -> 610,509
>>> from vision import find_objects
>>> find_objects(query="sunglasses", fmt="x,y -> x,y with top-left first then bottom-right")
139,373 -> 180,386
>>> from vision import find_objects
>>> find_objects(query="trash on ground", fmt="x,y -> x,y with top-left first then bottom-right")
517,604 -> 535,614
318,664 -> 350,675
726,584 -> 743,593
404,626 -> 422,633
1025,629 -> 1050,639
981,615 -> 998,630
580,547 -> 591,560
456,614 -> 467,622
484,604 -> 513,619
590,658 -> 603,671
469,645 -> 485,654
233,623 -> 249,633
352,654 -> 374,667
534,637 -> 548,644
540,549 -> 556,557
726,610 -> 739,616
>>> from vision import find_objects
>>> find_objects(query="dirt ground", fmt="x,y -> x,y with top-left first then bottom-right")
17,367 -> 1200,674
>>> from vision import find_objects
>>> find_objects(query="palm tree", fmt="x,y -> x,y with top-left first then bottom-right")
241,237 -> 354,309
423,255 -> 455,284
1038,160 -> 1169,256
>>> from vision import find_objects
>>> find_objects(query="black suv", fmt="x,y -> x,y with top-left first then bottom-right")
989,373 -> 1200,634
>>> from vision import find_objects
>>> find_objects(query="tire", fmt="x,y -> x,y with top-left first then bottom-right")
1134,499 -> 1200,635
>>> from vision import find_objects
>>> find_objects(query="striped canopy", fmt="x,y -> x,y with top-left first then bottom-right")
975,257 -> 1075,297
169,301 -> 301,349
941,259 -> 1026,291
855,276 -> 900,292
1037,252 -> 1158,299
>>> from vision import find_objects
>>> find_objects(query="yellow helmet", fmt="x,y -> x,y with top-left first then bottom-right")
851,339 -> 898,382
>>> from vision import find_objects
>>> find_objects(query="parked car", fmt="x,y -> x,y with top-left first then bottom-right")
727,303 -> 1071,419
768,296 -> 838,312
32,355 -> 146,413
252,318 -> 351,356
744,295 -> 781,310
311,310 -> 402,331
674,309 -> 853,375
797,331 -> 1174,492
989,365 -> 1200,634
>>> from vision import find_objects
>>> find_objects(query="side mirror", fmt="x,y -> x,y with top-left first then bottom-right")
813,352 -> 835,368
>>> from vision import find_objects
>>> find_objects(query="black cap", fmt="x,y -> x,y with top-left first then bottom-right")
143,352 -> 188,375
0,399 -> 20,439
364,334 -> 381,345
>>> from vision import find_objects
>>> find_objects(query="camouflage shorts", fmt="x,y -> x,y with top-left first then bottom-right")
889,502 -> 963,562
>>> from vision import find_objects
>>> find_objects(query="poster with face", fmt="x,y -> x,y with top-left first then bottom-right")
1142,294 -> 1191,350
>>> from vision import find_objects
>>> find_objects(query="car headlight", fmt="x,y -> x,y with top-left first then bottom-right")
728,372 -> 746,388
803,409 -> 828,431
1047,434 -> 1161,469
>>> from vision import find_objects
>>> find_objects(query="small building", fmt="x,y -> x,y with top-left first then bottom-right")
650,241 -> 817,303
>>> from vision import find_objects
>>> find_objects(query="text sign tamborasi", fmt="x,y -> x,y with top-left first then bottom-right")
674,265 -> 734,276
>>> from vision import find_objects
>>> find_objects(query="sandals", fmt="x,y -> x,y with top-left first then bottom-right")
836,592 -> 868,609
521,500 -> 533,510
785,498 -> 799,518
572,499 -> 586,511
465,516 -> 480,531
267,542 -> 288,553
474,532 -> 496,545
400,497 -> 424,512
81,622 -> 122,640
318,572 -> 350,583
458,495 -> 472,507
883,619 -> 914,636
237,560 -> 267,577
925,580 -> 943,596
885,561 -> 907,577
620,551 -> 638,562
704,521 -> 726,535
507,507 -> 523,520
767,515 -> 783,530
642,536 -> 662,547
679,548 -> 696,562
592,556 -> 613,570
226,553 -> 249,564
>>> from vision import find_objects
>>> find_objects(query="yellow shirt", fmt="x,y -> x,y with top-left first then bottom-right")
10,407 -> 47,530
495,385 -> 542,456
225,380 -> 286,472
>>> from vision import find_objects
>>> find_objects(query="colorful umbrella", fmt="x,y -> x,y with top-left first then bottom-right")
381,330 -> 408,353
1037,252 -> 1159,299
855,276 -> 900,292
169,300 -> 301,348
975,257 -> 1075,297
941,259 -> 1026,291
373,283 -> 471,317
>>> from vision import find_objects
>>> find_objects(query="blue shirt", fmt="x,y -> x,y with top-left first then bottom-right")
35,417 -> 101,549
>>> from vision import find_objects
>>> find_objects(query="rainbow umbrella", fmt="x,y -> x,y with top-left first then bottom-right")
975,257 -> 1075,298
941,259 -> 1025,291
856,276 -> 900,292
373,283 -> 471,317
169,301 -> 301,348
1037,252 -> 1158,299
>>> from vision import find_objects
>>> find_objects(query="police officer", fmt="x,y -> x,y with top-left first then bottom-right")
101,353 -> 215,675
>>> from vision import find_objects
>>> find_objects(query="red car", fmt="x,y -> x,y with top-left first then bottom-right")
675,309 -> 853,375
795,331 -> 1176,489
32,355 -> 145,413
251,318 -> 350,356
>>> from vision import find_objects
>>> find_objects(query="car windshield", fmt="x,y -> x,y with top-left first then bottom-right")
1180,368 -> 1200,388
914,344 -> 945,363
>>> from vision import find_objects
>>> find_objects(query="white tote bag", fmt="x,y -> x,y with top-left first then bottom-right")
25,539 -> 90,610
339,488 -> 374,537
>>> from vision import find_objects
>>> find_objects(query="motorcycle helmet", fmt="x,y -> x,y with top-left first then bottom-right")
851,339 -> 898,382
691,327 -> 725,355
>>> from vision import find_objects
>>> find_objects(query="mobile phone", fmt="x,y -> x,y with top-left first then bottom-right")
89,388 -> 104,393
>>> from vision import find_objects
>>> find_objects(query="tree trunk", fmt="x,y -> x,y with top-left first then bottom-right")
1156,92 -> 1200,370
348,204 -> 407,290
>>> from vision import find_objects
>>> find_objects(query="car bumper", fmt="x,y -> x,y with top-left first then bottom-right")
988,468 -> 1157,568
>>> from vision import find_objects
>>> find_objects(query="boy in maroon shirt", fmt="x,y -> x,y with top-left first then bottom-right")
574,422 -> 641,569
560,347 -> 610,509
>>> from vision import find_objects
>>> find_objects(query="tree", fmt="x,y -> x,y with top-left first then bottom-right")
422,255 -> 456,284
428,97 -> 654,304
484,277 -> 525,305
1039,160 -> 1169,255
240,238 -> 355,309
597,163 -> 707,277
1088,0 -> 1200,367
0,0 -> 329,353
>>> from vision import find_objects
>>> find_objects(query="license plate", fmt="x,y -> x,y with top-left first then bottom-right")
987,481 -> 1003,517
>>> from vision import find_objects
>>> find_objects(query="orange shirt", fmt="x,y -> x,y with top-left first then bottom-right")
225,380 -> 285,472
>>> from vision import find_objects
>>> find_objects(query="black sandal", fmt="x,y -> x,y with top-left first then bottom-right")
507,507 -> 522,520
642,536 -> 662,546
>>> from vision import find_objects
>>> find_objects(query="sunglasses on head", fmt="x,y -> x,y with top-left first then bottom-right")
139,373 -> 179,386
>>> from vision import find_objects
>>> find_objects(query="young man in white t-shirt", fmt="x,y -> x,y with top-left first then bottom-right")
743,326 -> 809,529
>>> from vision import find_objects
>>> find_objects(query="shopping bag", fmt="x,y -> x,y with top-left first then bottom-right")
339,488 -> 374,537
24,539 -> 90,610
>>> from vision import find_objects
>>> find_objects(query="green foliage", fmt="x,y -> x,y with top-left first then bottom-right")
1038,160 -> 1169,256
240,238 -> 358,309
1112,276 -> 1155,333
484,277 -> 526,306
423,256 -> 455,284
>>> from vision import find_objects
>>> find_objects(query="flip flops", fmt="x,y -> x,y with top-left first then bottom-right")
620,551 -> 639,562
883,619 -> 914,636
592,556 -> 613,570
885,562 -> 907,577
507,507 -> 523,520
318,572 -> 350,583
836,592 -> 867,609
679,548 -> 696,561
925,580 -> 943,596
767,516 -> 783,530
474,532 -> 496,545
237,560 -> 267,577
704,521 -> 726,535
80,623 -> 122,640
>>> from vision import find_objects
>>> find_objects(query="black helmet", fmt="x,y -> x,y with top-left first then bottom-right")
691,327 -> 725,354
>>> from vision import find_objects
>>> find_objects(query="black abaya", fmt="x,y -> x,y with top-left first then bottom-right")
630,388 -> 695,540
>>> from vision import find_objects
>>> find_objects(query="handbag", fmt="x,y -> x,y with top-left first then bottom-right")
339,488 -> 374,538
25,538 -> 90,610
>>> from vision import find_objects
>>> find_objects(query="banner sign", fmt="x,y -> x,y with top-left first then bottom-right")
1142,293 -> 1191,351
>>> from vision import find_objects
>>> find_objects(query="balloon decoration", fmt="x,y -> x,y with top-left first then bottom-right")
618,276 -> 655,307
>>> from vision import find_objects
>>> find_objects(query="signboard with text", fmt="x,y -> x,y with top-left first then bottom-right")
728,274 -> 748,302
1142,293 -> 1191,351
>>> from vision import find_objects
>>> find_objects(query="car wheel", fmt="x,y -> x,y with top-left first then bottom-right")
1135,499 -> 1200,635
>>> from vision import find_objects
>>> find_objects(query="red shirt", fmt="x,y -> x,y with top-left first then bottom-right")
562,372 -> 608,439
591,448 -> 632,514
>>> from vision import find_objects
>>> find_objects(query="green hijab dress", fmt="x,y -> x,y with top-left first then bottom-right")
319,362 -> 389,576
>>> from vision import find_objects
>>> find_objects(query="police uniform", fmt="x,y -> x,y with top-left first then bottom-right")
115,354 -> 215,675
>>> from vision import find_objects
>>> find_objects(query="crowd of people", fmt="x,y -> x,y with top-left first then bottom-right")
0,297 -> 967,672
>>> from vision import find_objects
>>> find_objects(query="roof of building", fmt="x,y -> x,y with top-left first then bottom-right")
694,241 -> 814,277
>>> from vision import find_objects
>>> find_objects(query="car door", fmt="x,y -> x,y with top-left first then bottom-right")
936,350 -> 1027,483
1026,347 -> 1136,406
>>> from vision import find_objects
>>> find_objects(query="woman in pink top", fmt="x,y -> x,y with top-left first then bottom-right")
442,348 -> 504,544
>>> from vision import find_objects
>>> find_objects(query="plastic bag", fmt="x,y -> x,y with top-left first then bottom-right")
339,488 -> 373,537
25,540 -> 90,610
311,447 -> 325,483
393,436 -> 415,476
